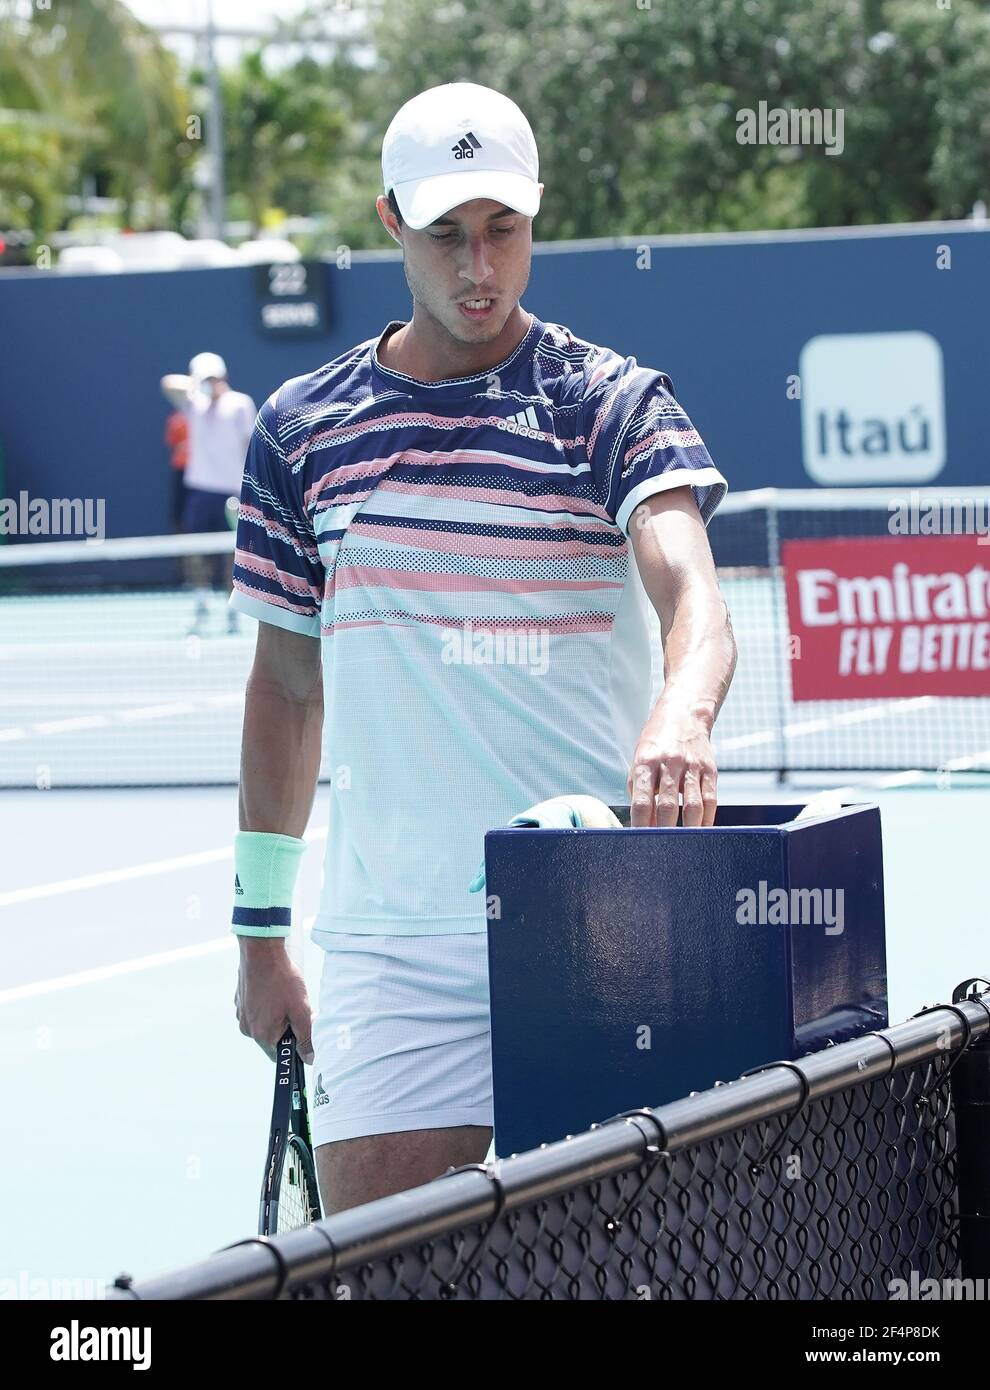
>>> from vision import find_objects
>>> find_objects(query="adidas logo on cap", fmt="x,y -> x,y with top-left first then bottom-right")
381,86 -> 540,231
452,131 -> 482,160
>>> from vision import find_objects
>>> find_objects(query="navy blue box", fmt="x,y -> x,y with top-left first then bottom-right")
484,803 -> 887,1156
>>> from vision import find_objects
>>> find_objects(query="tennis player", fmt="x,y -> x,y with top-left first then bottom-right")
230,83 -> 736,1214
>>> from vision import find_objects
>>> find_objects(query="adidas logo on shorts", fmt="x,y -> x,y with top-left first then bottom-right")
313,1072 -> 330,1107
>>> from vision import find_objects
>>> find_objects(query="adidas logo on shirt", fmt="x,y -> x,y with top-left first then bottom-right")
500,405 -> 542,439
452,131 -> 482,159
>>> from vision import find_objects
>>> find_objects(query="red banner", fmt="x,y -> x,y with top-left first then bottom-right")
782,536 -> 990,700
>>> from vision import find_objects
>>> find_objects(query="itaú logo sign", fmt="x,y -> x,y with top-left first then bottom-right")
799,332 -> 946,485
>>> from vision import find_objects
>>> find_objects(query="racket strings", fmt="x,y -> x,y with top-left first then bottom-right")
275,1138 -> 318,1234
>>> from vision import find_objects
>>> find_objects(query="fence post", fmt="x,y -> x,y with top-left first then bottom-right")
764,492 -> 789,784
949,990 -> 990,1279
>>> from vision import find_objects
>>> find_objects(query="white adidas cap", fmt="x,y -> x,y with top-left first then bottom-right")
382,82 -> 540,231
189,351 -> 227,382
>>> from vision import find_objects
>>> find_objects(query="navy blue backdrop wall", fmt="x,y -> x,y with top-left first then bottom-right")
0,224 -> 985,540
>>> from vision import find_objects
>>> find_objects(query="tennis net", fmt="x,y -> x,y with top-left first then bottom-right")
0,531 -> 254,787
0,487 -> 987,787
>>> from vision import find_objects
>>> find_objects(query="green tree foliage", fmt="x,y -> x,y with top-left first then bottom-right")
365,0 -> 990,241
221,49 -> 347,235
1,0 -> 987,248
0,0 -> 190,236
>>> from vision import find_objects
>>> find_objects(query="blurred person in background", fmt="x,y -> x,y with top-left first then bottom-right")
164,407 -> 189,532
160,352 -> 256,635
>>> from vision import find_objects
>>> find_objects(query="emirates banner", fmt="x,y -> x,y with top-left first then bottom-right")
782,536 -> 990,700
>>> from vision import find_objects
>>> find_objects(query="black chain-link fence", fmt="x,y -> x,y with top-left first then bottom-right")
110,989 -> 990,1301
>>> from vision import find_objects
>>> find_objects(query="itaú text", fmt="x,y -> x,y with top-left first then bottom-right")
796,563 -> 990,626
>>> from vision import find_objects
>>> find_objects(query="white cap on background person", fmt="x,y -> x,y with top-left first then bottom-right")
381,82 -> 540,231
189,351 -> 228,382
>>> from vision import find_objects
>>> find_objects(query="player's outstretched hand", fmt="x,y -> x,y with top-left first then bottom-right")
627,703 -> 718,828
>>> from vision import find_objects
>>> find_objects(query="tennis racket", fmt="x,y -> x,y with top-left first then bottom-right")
258,1027 -> 322,1236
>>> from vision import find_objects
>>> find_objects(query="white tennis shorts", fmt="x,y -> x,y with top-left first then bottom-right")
309,932 -> 494,1146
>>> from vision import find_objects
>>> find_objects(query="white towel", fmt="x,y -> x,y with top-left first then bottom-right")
469,794 -> 621,894
794,790 -> 847,821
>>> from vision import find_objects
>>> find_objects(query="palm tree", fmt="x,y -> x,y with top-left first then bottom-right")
0,0 -> 190,236
222,48 -> 347,236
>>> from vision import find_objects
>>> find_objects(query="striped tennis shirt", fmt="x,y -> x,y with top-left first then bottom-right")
229,312 -> 727,941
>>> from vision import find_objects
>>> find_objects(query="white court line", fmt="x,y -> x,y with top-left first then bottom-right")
0,825 -> 328,907
116,702 -> 196,723
718,696 -> 940,753
874,770 -> 927,788
0,846 -> 234,906
33,715 -> 110,735
800,762 -> 987,798
0,917 -> 318,1004
945,748 -> 990,772
830,696 -> 934,726
0,937 -> 236,1003
782,718 -> 833,737
0,692 -> 246,744
718,731 -> 776,750
866,750 -> 990,786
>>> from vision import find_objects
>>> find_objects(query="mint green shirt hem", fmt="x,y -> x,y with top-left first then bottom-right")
312,913 -> 489,940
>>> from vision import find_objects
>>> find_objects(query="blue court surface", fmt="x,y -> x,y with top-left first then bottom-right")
1,769 -> 986,1295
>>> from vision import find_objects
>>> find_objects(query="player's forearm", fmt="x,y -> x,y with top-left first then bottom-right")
654,585 -> 737,733
238,674 -> 323,837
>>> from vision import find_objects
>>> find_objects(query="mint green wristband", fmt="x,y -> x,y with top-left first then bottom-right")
231,831 -> 306,938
